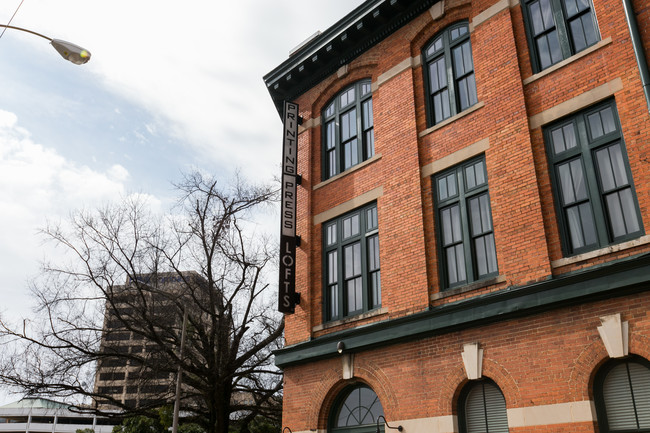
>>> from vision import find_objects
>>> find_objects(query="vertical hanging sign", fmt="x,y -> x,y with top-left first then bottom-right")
279,101 -> 300,313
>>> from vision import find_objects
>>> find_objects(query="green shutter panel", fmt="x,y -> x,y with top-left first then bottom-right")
603,361 -> 650,430
629,362 -> 650,429
484,383 -> 509,432
464,382 -> 509,433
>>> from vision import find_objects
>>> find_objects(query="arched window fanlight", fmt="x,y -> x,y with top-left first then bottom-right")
330,385 -> 384,433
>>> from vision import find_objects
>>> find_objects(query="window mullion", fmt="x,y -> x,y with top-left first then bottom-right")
445,37 -> 458,116
552,0 -> 573,58
458,171 -> 474,283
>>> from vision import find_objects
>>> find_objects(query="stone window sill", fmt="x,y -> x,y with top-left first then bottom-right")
551,235 -> 650,268
523,37 -> 612,85
313,307 -> 388,332
313,154 -> 382,191
430,275 -> 507,301
419,102 -> 485,139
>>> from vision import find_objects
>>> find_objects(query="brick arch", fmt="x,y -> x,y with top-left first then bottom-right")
569,331 -> 650,401
481,357 -> 522,407
312,63 -> 379,115
310,357 -> 399,430
409,4 -> 473,56
435,355 -> 521,415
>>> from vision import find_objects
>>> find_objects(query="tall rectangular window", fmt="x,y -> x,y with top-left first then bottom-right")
545,100 -> 643,255
323,203 -> 380,321
522,0 -> 599,72
435,156 -> 498,289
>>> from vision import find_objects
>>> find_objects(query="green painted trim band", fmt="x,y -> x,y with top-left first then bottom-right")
275,253 -> 650,367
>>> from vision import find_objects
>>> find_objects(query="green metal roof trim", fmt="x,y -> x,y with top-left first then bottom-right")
263,0 -> 441,116
274,253 -> 650,368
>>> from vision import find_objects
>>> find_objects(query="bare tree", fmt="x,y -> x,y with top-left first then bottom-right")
0,172 -> 283,433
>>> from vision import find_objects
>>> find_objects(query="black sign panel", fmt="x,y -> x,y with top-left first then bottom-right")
279,101 -> 299,313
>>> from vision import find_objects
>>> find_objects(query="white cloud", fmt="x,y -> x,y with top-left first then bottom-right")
0,110 -> 131,318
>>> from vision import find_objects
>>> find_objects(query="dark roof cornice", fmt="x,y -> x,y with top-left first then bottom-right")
263,0 -> 441,116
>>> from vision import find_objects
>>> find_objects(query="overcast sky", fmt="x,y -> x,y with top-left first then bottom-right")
0,0 -> 365,387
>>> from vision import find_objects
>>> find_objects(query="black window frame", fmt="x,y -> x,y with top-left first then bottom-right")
329,384 -> 385,433
322,80 -> 375,181
434,155 -> 498,290
422,21 -> 478,127
594,356 -> 650,433
323,202 -> 380,322
544,100 -> 643,256
521,0 -> 600,73
458,379 -> 510,433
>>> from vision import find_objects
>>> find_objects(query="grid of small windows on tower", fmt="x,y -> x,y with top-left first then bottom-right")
322,80 -> 374,180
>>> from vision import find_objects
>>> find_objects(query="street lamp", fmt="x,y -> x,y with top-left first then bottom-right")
0,24 -> 91,64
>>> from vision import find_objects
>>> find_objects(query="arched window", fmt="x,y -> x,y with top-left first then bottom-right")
458,380 -> 509,433
594,357 -> 650,432
423,21 -> 477,126
322,80 -> 374,180
330,385 -> 384,433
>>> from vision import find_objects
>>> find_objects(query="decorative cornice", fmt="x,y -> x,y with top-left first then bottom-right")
263,0 -> 442,116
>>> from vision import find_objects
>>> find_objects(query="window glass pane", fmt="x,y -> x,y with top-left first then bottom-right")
366,130 -> 375,158
361,81 -> 371,96
588,107 -> 617,139
366,206 -> 378,231
606,189 -> 640,238
429,57 -> 447,92
558,159 -> 587,205
446,244 -> 466,285
465,160 -> 486,189
426,36 -> 443,57
551,123 -> 577,154
344,243 -> 361,278
328,149 -> 337,178
328,251 -> 338,284
344,138 -> 359,170
346,277 -> 362,313
566,203 -> 597,250
563,0 -> 579,16
371,272 -> 381,309
362,99 -> 374,129
475,234 -> 498,277
326,121 -> 336,150
325,102 -> 335,118
368,235 -> 380,271
330,283 -> 339,318
537,31 -> 562,69
596,144 -> 628,192
343,214 -> 360,239
441,205 -> 462,245
327,223 -> 337,245
341,109 -> 357,141
340,87 -> 355,108
530,0 -> 555,34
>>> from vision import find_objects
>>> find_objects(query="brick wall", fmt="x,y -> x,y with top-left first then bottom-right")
275,0 -> 650,431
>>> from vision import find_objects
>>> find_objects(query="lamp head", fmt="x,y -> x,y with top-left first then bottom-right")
51,39 -> 91,64
337,341 -> 345,354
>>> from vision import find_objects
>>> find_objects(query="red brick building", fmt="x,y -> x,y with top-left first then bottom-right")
264,0 -> 650,432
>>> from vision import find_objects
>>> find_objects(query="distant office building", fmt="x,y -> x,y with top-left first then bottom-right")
0,398 -> 115,433
94,272 -> 207,409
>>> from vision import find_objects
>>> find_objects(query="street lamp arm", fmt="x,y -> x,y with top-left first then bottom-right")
0,23 -> 91,65
0,24 -> 52,41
